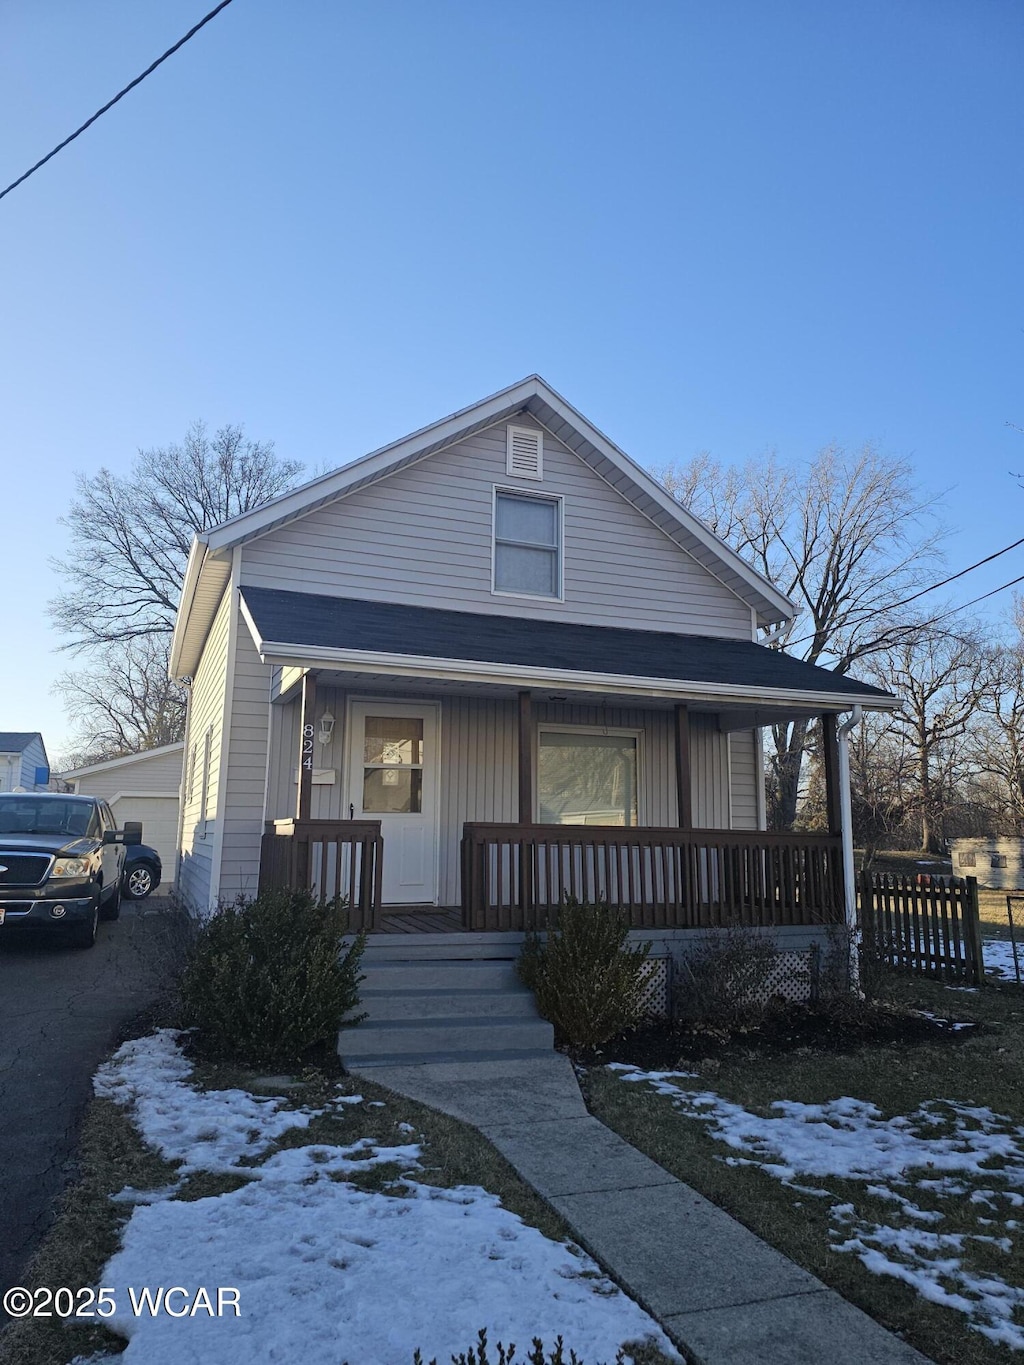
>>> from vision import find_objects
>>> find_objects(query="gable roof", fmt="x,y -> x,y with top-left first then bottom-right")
61,741 -> 185,781
0,732 -> 45,755
170,376 -> 796,677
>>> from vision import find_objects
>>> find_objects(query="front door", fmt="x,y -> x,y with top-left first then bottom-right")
348,702 -> 439,905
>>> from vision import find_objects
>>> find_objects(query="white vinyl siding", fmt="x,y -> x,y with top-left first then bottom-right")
728,729 -> 761,830
178,588 -> 232,910
239,415 -> 753,639
71,747 -> 184,796
689,714 -> 729,829
218,601 -> 274,904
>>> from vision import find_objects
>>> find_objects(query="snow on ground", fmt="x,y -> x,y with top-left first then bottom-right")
94,1031 -> 318,1175
91,1034 -> 676,1365
608,1063 -> 1024,1350
985,939 -> 1024,982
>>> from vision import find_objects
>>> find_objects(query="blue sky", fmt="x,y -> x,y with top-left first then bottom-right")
1,0 -> 1021,761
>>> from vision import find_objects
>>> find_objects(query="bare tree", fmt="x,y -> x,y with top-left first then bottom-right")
51,423 -> 303,649
55,638 -> 188,767
866,628 -> 990,853
847,711 -> 914,868
968,599 -> 1024,835
658,445 -> 943,827
50,423 -> 304,758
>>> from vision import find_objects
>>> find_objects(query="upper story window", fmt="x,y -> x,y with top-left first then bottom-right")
493,489 -> 562,599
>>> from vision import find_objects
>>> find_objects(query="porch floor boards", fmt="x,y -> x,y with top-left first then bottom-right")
378,907 -> 463,933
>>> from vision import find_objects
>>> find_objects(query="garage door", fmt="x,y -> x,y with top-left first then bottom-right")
109,795 -> 179,887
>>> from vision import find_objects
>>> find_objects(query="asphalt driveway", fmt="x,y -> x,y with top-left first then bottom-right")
0,898 -> 184,1309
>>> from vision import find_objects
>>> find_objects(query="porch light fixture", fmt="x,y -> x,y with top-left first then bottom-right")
317,711 -> 336,745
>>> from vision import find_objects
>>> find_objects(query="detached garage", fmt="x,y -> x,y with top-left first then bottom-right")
63,743 -> 184,890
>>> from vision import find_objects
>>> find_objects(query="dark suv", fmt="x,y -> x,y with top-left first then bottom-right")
0,793 -> 141,949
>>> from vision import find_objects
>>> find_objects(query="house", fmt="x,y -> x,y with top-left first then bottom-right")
62,743 -> 185,889
169,376 -> 897,947
951,837 -> 1024,892
0,733 -> 50,793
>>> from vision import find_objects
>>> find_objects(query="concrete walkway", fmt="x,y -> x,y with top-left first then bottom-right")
350,1053 -> 932,1365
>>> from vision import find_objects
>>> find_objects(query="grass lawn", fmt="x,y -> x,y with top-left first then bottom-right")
1,1043 -> 674,1365
584,973 -> 1024,1365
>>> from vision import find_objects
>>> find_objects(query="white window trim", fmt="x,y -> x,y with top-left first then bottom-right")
198,725 -> 213,839
535,722 -> 645,826
491,485 -> 565,603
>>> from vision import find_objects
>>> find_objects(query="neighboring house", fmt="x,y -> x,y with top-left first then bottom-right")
168,375 -> 897,941
62,743 -> 185,889
0,733 -> 50,792
951,837 -> 1024,892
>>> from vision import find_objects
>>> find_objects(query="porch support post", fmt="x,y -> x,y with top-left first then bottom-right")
837,707 -> 863,990
297,671 -> 318,821
822,713 -> 842,835
517,690 -> 534,923
674,704 -> 692,828
517,690 -> 533,822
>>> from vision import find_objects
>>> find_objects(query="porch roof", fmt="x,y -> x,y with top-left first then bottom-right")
239,587 -> 897,712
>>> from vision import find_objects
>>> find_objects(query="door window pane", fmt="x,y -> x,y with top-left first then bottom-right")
363,768 -> 423,814
538,731 -> 638,826
363,717 -> 423,765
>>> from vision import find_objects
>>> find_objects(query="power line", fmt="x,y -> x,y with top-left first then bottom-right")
917,571 -> 1024,629
0,0 -> 235,204
878,531 -> 1024,616
781,532 -> 1024,652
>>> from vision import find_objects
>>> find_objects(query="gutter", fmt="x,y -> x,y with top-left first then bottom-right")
168,537 -> 209,679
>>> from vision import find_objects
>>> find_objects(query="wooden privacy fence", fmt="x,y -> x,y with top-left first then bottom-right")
858,872 -> 984,985
461,823 -> 845,932
258,818 -> 383,932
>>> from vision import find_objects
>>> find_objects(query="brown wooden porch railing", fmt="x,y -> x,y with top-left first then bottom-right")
460,823 -> 844,932
259,818 -> 383,932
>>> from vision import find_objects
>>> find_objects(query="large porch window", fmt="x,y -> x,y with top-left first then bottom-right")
537,728 -> 639,826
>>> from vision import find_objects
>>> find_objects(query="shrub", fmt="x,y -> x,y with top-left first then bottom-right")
411,1329 -> 627,1364
518,897 -> 651,1047
674,923 -> 781,1027
179,888 -> 365,1067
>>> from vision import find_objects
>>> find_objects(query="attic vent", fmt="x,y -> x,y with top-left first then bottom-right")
506,425 -> 543,480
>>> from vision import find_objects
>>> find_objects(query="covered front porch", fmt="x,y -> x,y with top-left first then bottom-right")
256,678 -> 851,937
243,586 -> 893,936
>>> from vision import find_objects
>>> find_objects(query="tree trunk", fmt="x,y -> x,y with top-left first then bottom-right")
769,718 -> 811,830
918,735 -> 941,854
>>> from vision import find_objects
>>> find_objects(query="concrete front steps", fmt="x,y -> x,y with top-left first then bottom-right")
339,932 -> 554,1068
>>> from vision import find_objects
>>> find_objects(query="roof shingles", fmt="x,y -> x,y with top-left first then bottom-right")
240,587 -> 893,704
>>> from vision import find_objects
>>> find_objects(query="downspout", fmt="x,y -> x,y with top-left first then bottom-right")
173,679 -> 194,905
837,704 -> 862,988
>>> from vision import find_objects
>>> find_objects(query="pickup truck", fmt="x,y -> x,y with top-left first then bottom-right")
0,792 -> 141,949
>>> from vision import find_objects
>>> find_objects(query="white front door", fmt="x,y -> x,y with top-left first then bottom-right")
348,702 -> 439,905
